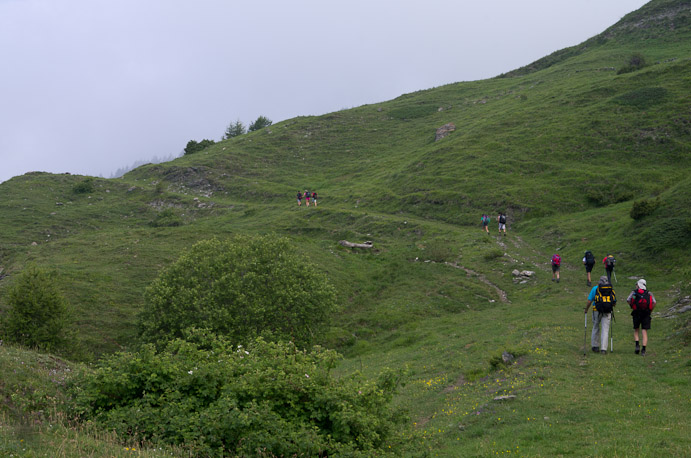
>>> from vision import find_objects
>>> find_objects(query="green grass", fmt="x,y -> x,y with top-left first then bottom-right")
0,0 -> 690,455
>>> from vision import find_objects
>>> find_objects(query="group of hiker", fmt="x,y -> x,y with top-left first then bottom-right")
296,190 -> 318,207
480,213 -> 507,236
574,252 -> 656,357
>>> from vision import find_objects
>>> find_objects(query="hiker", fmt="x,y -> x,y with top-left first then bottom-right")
584,276 -> 617,354
296,191 -> 302,206
627,279 -> 656,356
312,191 -> 318,207
497,212 -> 507,236
481,214 -> 490,234
551,253 -> 561,283
603,254 -> 616,283
304,190 -> 310,207
583,250 -> 596,286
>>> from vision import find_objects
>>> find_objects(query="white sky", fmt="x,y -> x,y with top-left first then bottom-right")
0,0 -> 649,183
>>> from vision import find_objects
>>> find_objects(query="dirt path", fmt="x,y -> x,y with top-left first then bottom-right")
445,262 -> 510,303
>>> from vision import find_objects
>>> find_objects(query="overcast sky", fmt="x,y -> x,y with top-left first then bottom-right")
0,0 -> 649,183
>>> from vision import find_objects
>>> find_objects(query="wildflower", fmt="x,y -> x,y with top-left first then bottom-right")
188,370 -> 193,375
305,374 -> 310,378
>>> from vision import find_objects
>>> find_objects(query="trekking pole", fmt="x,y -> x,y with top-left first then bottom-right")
613,270 -> 617,284
610,311 -> 614,353
584,313 -> 588,356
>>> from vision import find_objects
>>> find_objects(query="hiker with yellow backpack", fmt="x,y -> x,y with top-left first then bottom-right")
584,276 -> 617,354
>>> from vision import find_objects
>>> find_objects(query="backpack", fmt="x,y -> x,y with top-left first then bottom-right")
605,256 -> 616,268
631,290 -> 652,312
584,251 -> 595,264
551,254 -> 561,266
595,285 -> 616,314
482,215 -> 489,224
499,214 -> 506,224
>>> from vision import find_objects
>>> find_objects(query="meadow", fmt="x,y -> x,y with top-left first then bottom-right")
1,0 -> 690,455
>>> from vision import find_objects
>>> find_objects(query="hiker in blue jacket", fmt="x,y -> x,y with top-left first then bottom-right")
584,276 -> 616,354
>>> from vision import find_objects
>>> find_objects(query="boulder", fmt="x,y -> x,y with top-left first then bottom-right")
435,123 -> 456,141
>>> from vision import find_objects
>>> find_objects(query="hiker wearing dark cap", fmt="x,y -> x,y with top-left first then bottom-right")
584,276 -> 617,354
627,279 -> 656,356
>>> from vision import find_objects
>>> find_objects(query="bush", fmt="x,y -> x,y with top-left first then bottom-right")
138,235 -> 337,348
630,197 -> 660,220
148,208 -> 183,227
72,178 -> 95,194
184,139 -> 215,155
70,334 -> 407,457
1,265 -> 73,352
617,53 -> 647,74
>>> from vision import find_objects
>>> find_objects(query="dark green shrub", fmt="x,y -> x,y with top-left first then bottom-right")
72,177 -> 95,194
70,334 -> 407,457
617,53 -> 647,74
630,197 -> 660,220
484,248 -> 504,261
138,235 -> 337,348
184,139 -> 215,155
148,208 -> 183,227
1,265 -> 73,352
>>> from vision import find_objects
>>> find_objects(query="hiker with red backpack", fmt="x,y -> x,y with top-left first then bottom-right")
603,254 -> 616,283
551,254 -> 561,283
627,279 -> 656,356
584,276 -> 617,354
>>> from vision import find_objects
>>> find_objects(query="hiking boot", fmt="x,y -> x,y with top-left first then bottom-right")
552,278 -> 555,282
587,281 -> 592,286
635,348 -> 640,354
641,348 -> 646,356
592,347 -> 599,353
556,278 -> 560,283
600,350 -> 607,355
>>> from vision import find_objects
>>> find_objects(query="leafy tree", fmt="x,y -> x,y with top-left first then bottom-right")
223,119 -> 246,139
138,235 -> 336,348
71,334 -> 408,457
183,139 -> 215,155
1,265 -> 73,352
248,115 -> 273,132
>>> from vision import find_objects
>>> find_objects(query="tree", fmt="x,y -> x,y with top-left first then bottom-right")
137,235 -> 337,348
223,119 -> 246,139
184,139 -> 215,155
248,115 -> 272,132
1,265 -> 73,352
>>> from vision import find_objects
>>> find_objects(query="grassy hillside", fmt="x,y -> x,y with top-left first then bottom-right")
1,0 -> 690,456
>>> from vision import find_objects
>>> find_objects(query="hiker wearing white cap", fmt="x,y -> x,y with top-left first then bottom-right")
626,279 -> 656,356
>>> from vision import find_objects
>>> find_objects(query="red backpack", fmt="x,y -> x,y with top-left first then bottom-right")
631,289 -> 653,312
551,254 -> 561,266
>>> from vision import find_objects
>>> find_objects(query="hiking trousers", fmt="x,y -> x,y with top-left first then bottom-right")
591,311 -> 611,351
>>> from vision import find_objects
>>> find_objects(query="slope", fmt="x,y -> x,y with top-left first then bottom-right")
0,0 -> 690,455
